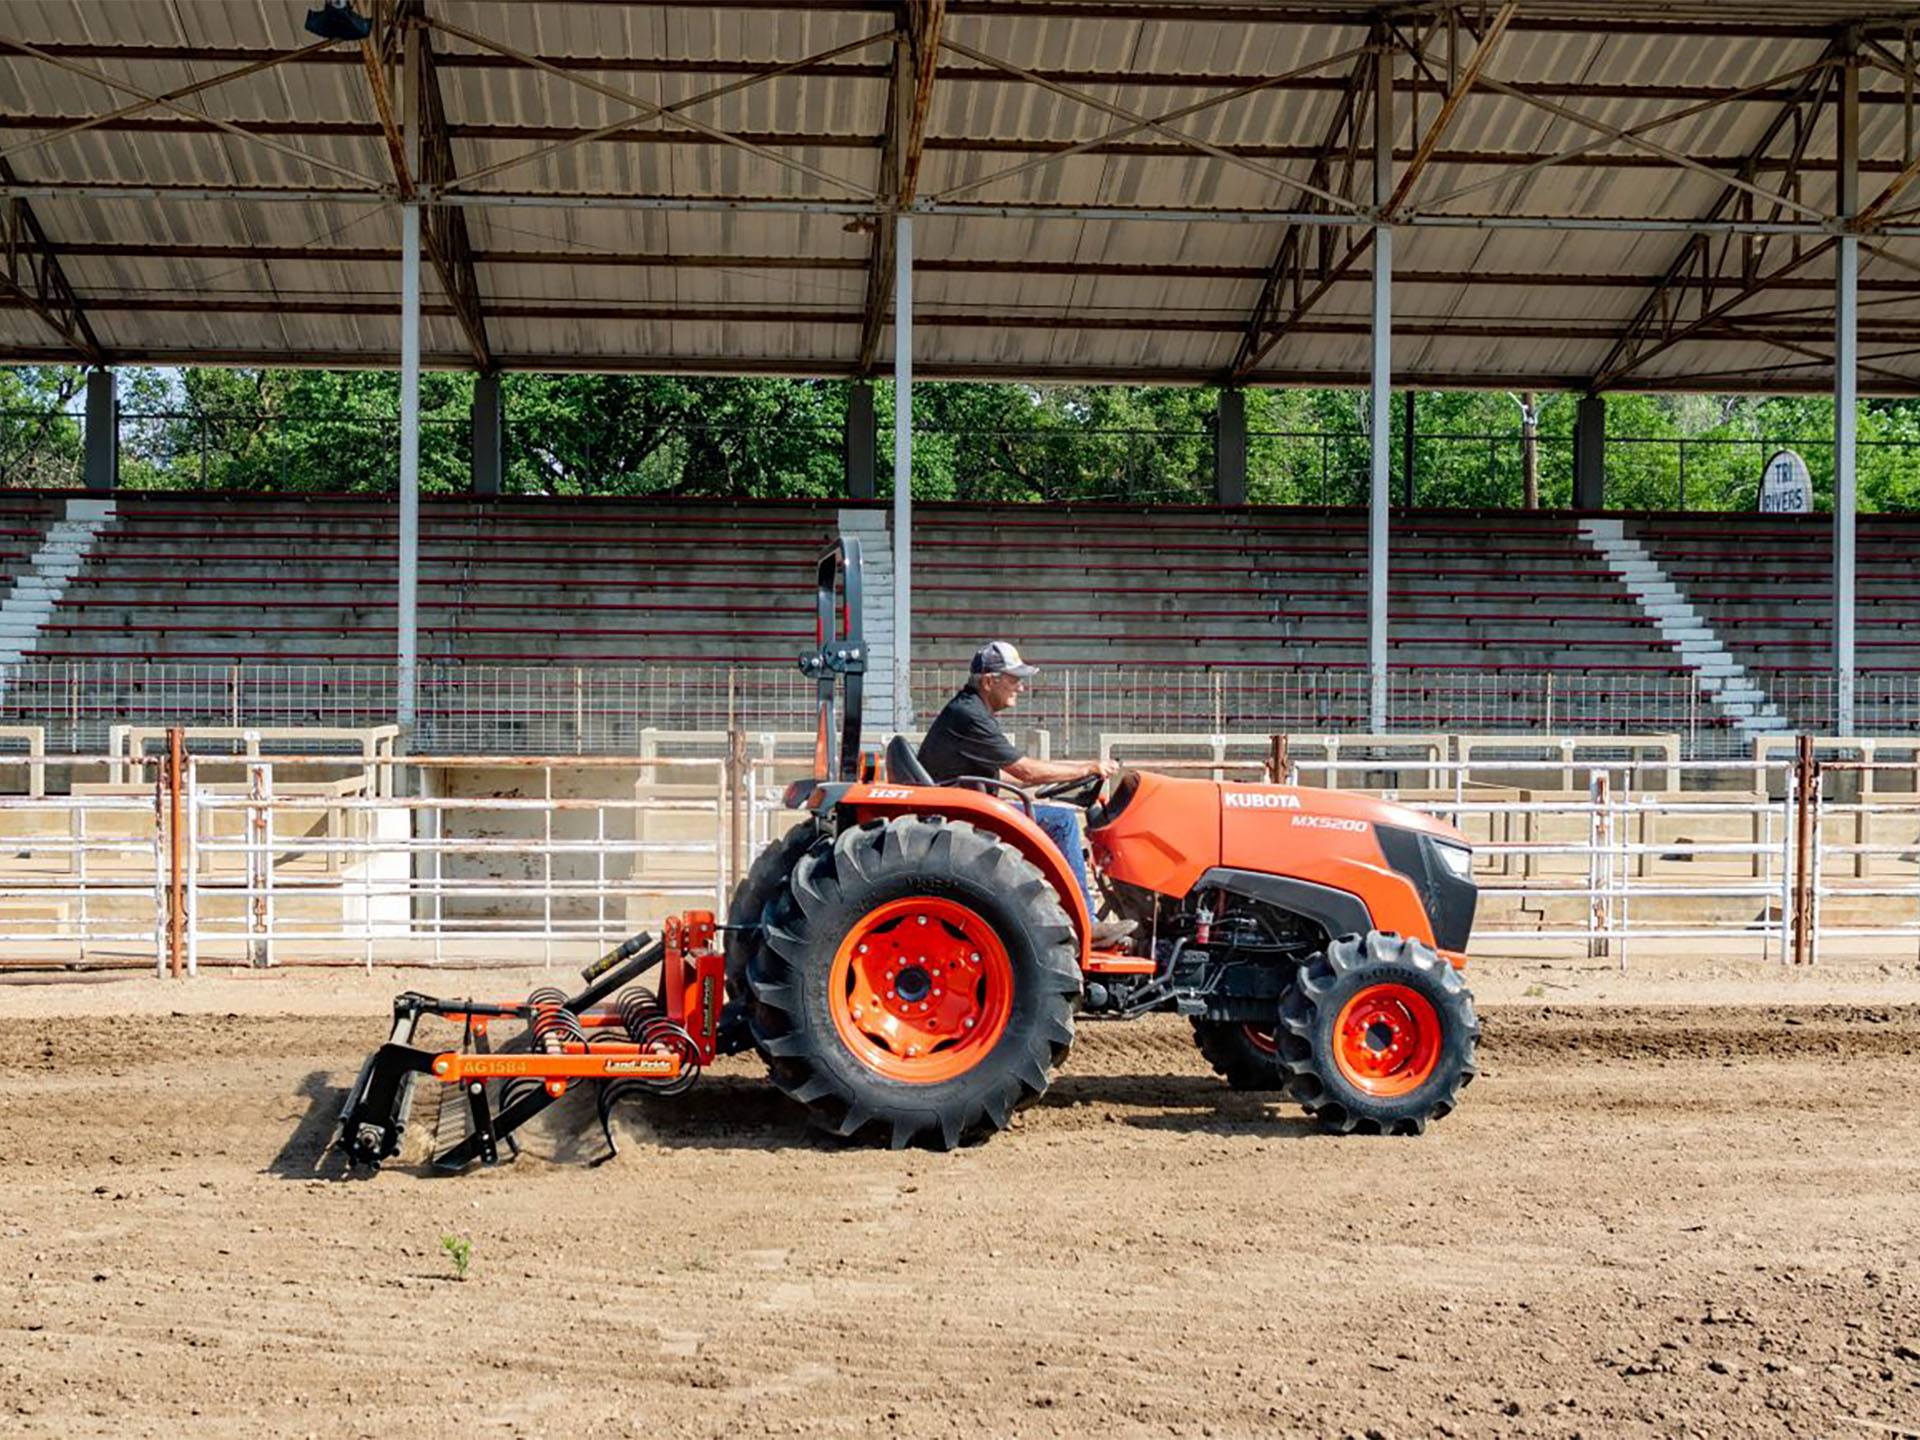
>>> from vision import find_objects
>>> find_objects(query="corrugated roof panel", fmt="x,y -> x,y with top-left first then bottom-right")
1,2 -> 1917,387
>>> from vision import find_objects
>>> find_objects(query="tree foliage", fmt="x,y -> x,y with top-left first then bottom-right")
2,363 -> 1918,512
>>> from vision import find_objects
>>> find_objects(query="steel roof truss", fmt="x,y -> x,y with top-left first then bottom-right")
1593,53 -> 1840,389
0,165 -> 103,364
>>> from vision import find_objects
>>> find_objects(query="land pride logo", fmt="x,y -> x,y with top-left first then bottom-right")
1222,792 -> 1302,810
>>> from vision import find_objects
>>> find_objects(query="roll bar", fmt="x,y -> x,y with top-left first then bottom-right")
797,537 -> 867,783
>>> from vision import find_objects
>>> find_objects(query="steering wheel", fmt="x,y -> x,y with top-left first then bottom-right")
1034,769 -> 1113,807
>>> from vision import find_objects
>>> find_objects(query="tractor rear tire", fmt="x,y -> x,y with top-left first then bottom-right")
1277,931 -> 1478,1136
1190,1019 -> 1285,1091
724,820 -> 821,1005
746,815 -> 1080,1149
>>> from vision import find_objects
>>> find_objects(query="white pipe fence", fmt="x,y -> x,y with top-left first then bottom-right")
0,740 -> 1912,973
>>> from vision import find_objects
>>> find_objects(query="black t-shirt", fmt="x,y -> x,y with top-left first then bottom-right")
917,686 -> 1022,784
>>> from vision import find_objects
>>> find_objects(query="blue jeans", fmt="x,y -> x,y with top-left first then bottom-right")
1033,802 -> 1098,917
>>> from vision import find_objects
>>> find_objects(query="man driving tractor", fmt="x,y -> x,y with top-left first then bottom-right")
918,641 -> 1137,948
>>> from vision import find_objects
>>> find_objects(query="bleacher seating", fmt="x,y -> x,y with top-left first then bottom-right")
2,491 -> 1913,742
38,494 -> 1666,670
1629,512 -> 1920,730
43,493 -> 837,665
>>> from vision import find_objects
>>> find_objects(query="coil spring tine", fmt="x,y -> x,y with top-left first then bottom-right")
615,986 -> 664,1043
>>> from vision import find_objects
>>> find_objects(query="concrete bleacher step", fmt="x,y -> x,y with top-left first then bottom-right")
0,498 -> 116,680
1583,517 -> 1792,743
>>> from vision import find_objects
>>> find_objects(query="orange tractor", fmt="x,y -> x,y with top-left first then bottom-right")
339,541 -> 1478,1168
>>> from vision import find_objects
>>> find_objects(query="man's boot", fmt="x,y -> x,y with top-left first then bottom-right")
1091,916 -> 1137,949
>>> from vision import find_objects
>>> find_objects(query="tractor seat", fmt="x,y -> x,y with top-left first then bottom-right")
886,734 -> 936,787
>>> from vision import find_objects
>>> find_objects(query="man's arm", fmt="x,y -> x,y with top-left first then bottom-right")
1004,754 -> 1117,787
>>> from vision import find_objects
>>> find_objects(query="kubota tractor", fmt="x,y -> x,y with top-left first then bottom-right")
729,539 -> 1478,1150
338,540 -> 1478,1169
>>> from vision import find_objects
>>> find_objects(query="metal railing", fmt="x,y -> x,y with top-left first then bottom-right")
3,661 -> 1917,759
12,408 -> 1920,508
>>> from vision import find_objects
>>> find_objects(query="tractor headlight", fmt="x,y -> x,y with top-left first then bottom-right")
1434,840 -> 1474,879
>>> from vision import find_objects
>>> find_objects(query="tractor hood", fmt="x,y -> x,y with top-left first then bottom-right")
1089,770 -> 1475,957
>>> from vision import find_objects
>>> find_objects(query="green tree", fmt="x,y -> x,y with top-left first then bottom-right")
0,366 -> 86,488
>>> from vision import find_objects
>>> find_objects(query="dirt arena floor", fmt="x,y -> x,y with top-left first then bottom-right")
4,956 -> 1920,1439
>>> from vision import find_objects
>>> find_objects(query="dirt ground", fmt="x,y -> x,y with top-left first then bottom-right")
3,956 -> 1920,1439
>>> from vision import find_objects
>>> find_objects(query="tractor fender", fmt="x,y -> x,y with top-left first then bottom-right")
836,784 -> 1093,965
1197,860 -> 1440,953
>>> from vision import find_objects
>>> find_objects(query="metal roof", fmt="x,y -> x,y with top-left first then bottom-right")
4,1 -> 1920,390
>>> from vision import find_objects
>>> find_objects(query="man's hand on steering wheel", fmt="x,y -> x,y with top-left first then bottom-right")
1034,758 -> 1117,806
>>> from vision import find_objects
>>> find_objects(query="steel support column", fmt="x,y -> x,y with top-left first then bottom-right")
1215,388 -> 1247,505
82,366 -> 115,491
892,214 -> 913,732
1368,38 -> 1394,733
845,380 -> 876,499
399,204 -> 420,738
1835,38 -> 1861,735
1574,394 -> 1607,508
397,28 -> 422,740
471,371 -> 502,495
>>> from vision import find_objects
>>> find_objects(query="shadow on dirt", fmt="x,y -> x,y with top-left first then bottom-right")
270,1067 -> 1320,1177
1041,1072 -> 1321,1137
267,1070 -> 362,1181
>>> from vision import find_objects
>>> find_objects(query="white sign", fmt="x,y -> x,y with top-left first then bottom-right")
1758,450 -> 1813,514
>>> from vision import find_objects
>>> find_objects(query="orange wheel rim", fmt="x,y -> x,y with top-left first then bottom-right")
1332,983 -> 1442,1097
828,897 -> 1013,1084
1241,1024 -> 1278,1056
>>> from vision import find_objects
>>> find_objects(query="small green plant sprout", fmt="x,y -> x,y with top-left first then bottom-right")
440,1233 -> 473,1281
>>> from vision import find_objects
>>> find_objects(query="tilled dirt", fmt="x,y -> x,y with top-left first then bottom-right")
2,991 -> 1919,1439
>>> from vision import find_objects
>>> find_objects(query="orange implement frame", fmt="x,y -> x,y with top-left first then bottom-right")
430,1049 -> 683,1083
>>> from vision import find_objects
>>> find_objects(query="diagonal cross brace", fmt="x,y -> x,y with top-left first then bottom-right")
1590,47 -> 1841,390
365,7 -> 490,370
0,159 -> 104,363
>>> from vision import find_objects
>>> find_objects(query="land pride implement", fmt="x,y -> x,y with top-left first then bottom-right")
339,542 -> 1480,1169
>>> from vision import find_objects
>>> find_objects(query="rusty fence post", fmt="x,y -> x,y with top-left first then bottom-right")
1267,733 -> 1291,784
166,726 -> 185,979
1791,733 -> 1815,966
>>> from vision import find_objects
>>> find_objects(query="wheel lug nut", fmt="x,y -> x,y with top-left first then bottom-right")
916,916 -> 927,925
963,1017 -> 975,1029
858,943 -> 869,953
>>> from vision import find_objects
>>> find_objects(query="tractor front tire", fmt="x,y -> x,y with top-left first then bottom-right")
1277,931 -> 1478,1136
746,815 -> 1080,1149
1190,1020 -> 1285,1091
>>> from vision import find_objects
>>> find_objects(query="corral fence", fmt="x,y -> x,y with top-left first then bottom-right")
2,661 -> 1915,759
1,727 -> 1913,975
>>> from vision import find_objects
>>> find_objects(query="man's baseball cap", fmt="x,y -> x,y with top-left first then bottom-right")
971,640 -> 1037,679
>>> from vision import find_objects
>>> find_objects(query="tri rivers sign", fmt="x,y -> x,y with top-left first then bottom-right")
1758,450 -> 1813,515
